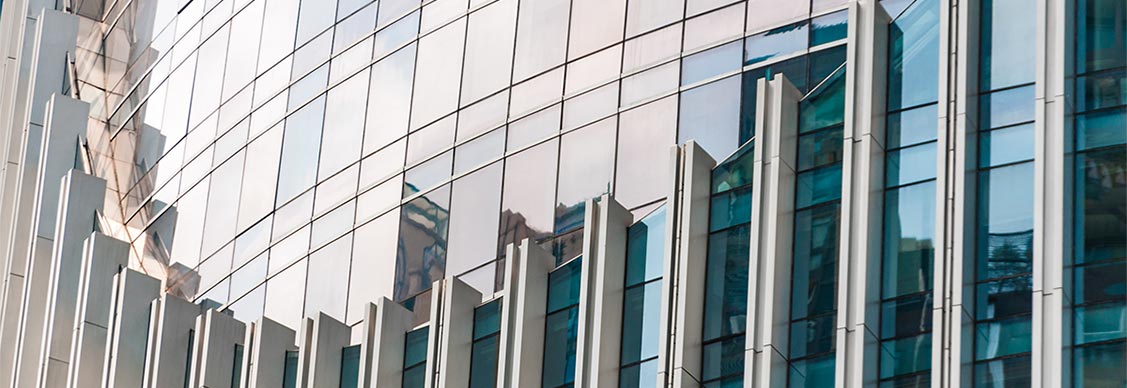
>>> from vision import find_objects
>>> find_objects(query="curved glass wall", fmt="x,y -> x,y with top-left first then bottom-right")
878,0 -> 939,385
970,0 -> 1037,384
786,64 -> 845,388
1070,0 -> 1126,386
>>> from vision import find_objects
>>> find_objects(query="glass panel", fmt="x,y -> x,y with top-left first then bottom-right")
556,119 -> 616,234
974,276 -> 1033,320
810,10 -> 848,46
283,350 -> 299,388
407,115 -> 456,166
512,0 -> 570,81
403,151 -> 453,197
978,123 -> 1035,168
340,345 -> 361,388
879,334 -> 932,378
679,76 -> 742,159
542,308 -> 580,387
1075,260 -> 1127,305
788,354 -> 835,388
564,44 -> 622,96
701,335 -> 744,381
625,0 -> 683,37
790,204 -> 840,319
887,0 -> 940,111
1077,0 -> 1127,73
789,314 -> 835,359
974,317 -> 1033,360
797,127 -> 844,171
1077,108 -> 1127,151
348,210 -> 399,324
411,19 -> 466,129
305,234 -> 352,320
621,61 -> 679,107
547,259 -> 583,312
979,0 -> 1036,90
320,71 -> 369,178
461,0 -> 517,105
563,82 -> 618,131
365,44 -> 417,155
395,185 -> 451,301
886,104 -> 938,149
619,359 -> 659,388
882,182 -> 937,300
623,24 -> 681,73
1074,341 -> 1127,387
746,0 -> 808,33
615,97 -> 678,208
277,95 -> 326,205
683,41 -> 743,85
744,22 -> 808,66
1074,303 -> 1127,345
710,187 -> 753,232
885,142 -> 938,187
713,143 -> 755,194
506,105 -> 561,152
1074,147 -> 1127,264
880,294 -> 933,339
702,224 -> 750,340
457,91 -> 509,142
1077,69 -> 1127,113
795,165 -> 843,209
498,140 -> 558,256
683,3 -> 745,52
468,335 -> 499,388
296,0 -> 338,45
620,281 -> 663,364
975,163 -> 1034,280
446,163 -> 503,277
625,206 -> 668,286
473,300 -> 503,340
979,85 -> 1035,129
454,128 -> 505,175
569,0 -> 626,58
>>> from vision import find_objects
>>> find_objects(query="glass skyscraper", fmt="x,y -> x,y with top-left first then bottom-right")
0,0 -> 1121,386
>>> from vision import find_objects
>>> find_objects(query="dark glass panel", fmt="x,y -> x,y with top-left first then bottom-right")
1075,260 -> 1127,305
703,224 -> 751,340
625,206 -> 668,286
789,314 -> 835,359
797,127 -> 844,171
807,45 -> 848,87
883,181 -> 937,297
1077,0 -> 1127,73
879,334 -> 932,378
1076,108 -> 1127,151
619,359 -> 659,388
1077,69 -> 1127,112
542,308 -> 580,387
340,345 -> 361,388
1073,341 -> 1127,387
1074,303 -> 1127,345
790,204 -> 840,319
799,70 -> 846,133
973,317 -> 1032,360
878,373 -> 931,388
620,281 -> 663,365
710,187 -> 753,232
1074,147 -> 1127,264
788,354 -> 835,388
473,300 -> 503,340
795,166 -> 843,208
880,294 -> 934,339
701,335 -> 745,382
974,275 -> 1033,320
547,259 -> 583,312
468,335 -> 500,388
973,355 -> 1031,387
283,350 -> 299,388
404,327 -> 429,368
713,142 -> 755,194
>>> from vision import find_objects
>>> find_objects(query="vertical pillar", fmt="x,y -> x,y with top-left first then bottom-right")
0,12 -> 79,383
357,303 -> 376,388
65,233 -> 128,388
104,269 -> 160,388
424,281 -> 442,388
657,141 -> 715,388
189,310 -> 247,388
245,317 -> 297,388
496,239 -> 552,388
838,2 -> 891,387
433,278 -> 483,388
144,294 -> 202,388
747,75 -> 802,388
33,94 -> 92,388
370,297 -> 414,388
576,195 -> 631,388
297,312 -> 350,388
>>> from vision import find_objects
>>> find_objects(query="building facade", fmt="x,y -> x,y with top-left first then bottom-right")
0,0 -> 1122,386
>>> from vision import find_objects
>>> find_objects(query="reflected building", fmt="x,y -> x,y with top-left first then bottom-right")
0,0 -> 1123,387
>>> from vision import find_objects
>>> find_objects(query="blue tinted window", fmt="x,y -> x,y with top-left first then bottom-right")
340,345 -> 360,388
683,41 -> 743,86
886,104 -> 939,149
469,300 -> 502,388
744,22 -> 809,65
712,142 -> 755,194
886,142 -> 937,187
887,0 -> 939,111
283,350 -> 299,388
788,355 -> 835,388
975,163 -> 1034,281
882,182 -> 936,299
978,124 -> 1035,168
979,0 -> 1036,90
978,85 -> 1036,130
810,10 -> 848,46
795,165 -> 843,208
625,206 -> 667,285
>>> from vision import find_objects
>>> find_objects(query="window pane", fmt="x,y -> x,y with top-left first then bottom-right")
1074,341 -> 1127,387
447,163 -> 503,276
978,123 -> 1034,168
411,20 -> 466,129
679,76 -> 742,159
615,97 -> 677,208
1074,147 -> 1127,264
974,275 -> 1033,320
979,0 -> 1036,90
461,0 -> 517,105
626,206 -> 668,285
498,140 -> 558,255
319,71 -> 369,178
744,22 -> 808,66
788,354 -> 835,388
790,204 -> 841,319
703,224 -> 750,340
277,95 -> 326,204
879,334 -> 932,378
880,294 -> 933,339
625,0 -> 683,37
974,317 -> 1032,360
885,142 -> 937,187
621,281 -> 663,364
395,185 -> 451,301
365,45 -> 417,155
1074,303 -> 1127,345
811,10 -> 848,46
795,166 -> 843,208
710,187 -> 753,232
683,41 -> 742,85
888,0 -> 940,111
789,314 -> 835,359
513,0 -> 570,81
556,119 -> 616,233
886,104 -> 938,149
975,163 -> 1034,280
304,234 -> 352,320
569,0 -> 626,59
979,85 -> 1035,129
701,335 -> 744,381
797,128 -> 844,171
1075,260 -> 1127,305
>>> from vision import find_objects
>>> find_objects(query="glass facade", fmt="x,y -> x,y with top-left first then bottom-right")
971,0 -> 1037,384
787,64 -> 845,388
341,345 -> 361,388
1070,0 -> 1127,386
878,0 -> 938,385
402,327 -> 429,388
620,206 -> 666,388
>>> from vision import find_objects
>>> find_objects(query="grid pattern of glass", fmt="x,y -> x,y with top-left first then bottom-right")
1070,0 -> 1126,386
403,326 -> 429,388
469,299 -> 502,388
877,0 -> 938,385
620,206 -> 667,388
103,0 -> 850,332
971,0 -> 1036,383
544,258 -> 582,388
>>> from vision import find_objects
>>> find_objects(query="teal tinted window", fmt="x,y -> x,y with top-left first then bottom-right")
979,0 -> 1036,90
543,259 -> 582,388
620,206 -> 667,388
403,327 -> 429,388
624,206 -> 667,285
745,22 -> 809,66
283,350 -> 299,388
810,10 -> 848,46
887,0 -> 939,111
469,300 -> 502,388
232,344 -> 244,388
340,345 -> 360,388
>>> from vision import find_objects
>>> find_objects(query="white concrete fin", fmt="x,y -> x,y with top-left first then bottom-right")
245,316 -> 297,388
498,239 -> 552,388
190,309 -> 247,388
370,297 -> 413,388
298,312 -> 350,388
65,233 -> 128,388
433,277 -> 483,388
104,269 -> 160,388
576,195 -> 631,388
144,294 -> 202,388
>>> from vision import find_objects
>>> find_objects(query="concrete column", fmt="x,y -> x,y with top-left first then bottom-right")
576,195 -> 631,388
65,233 -> 128,388
838,2 -> 890,387
1032,0 -> 1068,387
497,239 -> 552,388
433,278 -> 483,388
245,317 -> 297,388
13,169 -> 103,388
145,294 -> 203,388
424,281 -> 441,388
356,303 -> 377,388
32,95 -> 92,388
104,269 -> 160,388
747,75 -> 802,388
0,12 -> 79,383
657,141 -> 715,388
297,312 -> 350,388
189,310 -> 247,388
370,297 -> 414,388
